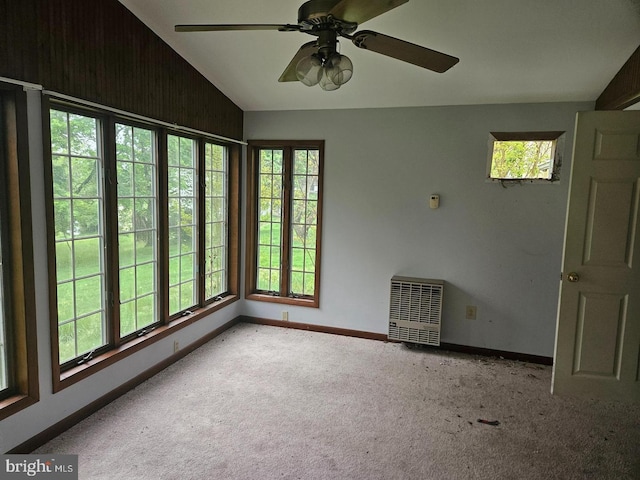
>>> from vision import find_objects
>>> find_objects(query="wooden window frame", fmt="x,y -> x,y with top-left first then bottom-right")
202,141 -> 231,303
49,106 -> 112,367
165,133 -> 200,317
43,97 -> 241,392
245,140 -> 324,308
114,120 -> 161,341
0,83 -> 39,420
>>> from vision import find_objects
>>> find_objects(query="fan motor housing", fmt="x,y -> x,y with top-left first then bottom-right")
298,0 -> 338,22
298,0 -> 357,34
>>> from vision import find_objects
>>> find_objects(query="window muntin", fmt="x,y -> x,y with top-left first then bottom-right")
248,141 -> 323,307
204,142 -> 228,300
116,123 -> 158,337
167,135 -> 198,316
50,109 -> 107,364
487,131 -> 564,183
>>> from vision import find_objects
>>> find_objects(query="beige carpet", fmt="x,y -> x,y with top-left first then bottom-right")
34,323 -> 640,479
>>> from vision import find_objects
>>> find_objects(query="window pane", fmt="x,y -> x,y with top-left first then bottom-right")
489,139 -> 556,180
120,300 -> 136,337
290,149 -> 320,296
204,142 -> 228,300
257,149 -> 283,293
167,135 -> 197,315
76,313 -> 103,353
52,155 -> 70,198
69,114 -> 97,157
50,109 -> 106,364
116,123 -> 158,336
56,282 -> 74,323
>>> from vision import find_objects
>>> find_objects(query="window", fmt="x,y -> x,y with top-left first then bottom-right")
116,123 -> 158,338
167,134 -> 197,315
45,100 -> 240,390
50,109 -> 107,364
0,83 -> 38,419
487,131 -> 565,183
203,142 -> 228,300
246,140 -> 324,307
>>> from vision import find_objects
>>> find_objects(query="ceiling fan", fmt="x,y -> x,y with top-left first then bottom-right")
175,0 -> 459,91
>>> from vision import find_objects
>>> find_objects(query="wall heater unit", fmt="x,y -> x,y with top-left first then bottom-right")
388,276 -> 443,346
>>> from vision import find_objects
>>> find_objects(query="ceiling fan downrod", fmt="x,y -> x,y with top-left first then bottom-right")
316,29 -> 338,60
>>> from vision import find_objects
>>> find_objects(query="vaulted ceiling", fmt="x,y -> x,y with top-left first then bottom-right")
118,0 -> 640,111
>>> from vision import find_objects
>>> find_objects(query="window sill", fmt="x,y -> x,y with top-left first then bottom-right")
486,177 -> 560,185
54,294 -> 239,393
245,293 -> 319,308
0,393 -> 39,421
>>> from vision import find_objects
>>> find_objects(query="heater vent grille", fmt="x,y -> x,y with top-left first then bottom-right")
388,276 -> 443,346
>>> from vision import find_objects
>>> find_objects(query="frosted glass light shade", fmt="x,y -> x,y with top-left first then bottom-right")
326,54 -> 353,85
319,68 -> 340,91
295,55 -> 322,86
296,51 -> 354,90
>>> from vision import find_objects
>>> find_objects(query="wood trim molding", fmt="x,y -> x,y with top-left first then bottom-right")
439,342 -> 553,366
242,316 -> 390,342
241,316 -> 553,365
596,44 -> 640,110
490,131 -> 564,141
227,143 -> 242,300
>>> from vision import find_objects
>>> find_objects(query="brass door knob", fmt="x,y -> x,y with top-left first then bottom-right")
567,272 -> 580,282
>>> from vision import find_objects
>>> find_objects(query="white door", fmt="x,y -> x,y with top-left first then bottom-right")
553,110 -> 640,401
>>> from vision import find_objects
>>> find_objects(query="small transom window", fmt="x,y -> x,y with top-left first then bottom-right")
487,131 -> 565,183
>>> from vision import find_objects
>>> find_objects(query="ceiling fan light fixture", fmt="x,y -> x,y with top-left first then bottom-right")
319,68 -> 341,91
326,53 -> 353,86
295,54 -> 322,86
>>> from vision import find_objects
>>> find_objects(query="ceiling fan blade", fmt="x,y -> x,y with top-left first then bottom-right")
351,30 -> 459,73
175,24 -> 300,32
329,0 -> 409,25
278,41 -> 318,82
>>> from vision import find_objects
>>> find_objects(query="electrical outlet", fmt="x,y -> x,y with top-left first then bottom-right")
173,340 -> 179,353
465,305 -> 477,320
282,311 -> 289,321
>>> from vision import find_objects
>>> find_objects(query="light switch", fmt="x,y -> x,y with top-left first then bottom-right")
429,194 -> 440,209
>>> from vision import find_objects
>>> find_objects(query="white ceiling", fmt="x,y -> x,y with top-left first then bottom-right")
118,0 -> 640,112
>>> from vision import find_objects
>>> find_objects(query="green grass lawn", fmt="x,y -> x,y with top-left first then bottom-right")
257,223 -> 316,295
56,234 -> 157,362
56,232 -> 221,363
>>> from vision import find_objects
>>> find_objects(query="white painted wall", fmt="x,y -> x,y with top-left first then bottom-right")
243,102 -> 593,357
0,91 -> 242,453
1,98 -> 593,453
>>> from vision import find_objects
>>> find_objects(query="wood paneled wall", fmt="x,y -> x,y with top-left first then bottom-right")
1,0 -> 243,140
596,45 -> 640,111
